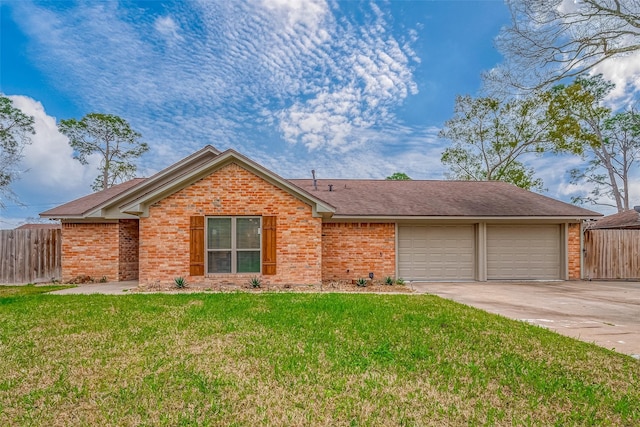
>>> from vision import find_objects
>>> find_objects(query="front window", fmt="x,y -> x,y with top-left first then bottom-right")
207,217 -> 261,273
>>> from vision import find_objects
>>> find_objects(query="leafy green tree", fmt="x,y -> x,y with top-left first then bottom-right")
59,113 -> 149,191
385,172 -> 411,180
439,93 -> 556,191
489,0 -> 640,91
548,75 -> 640,211
0,95 -> 35,208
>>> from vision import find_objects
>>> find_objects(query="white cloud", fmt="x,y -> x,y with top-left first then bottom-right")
593,51 -> 640,107
154,16 -> 184,43
252,124 -> 446,181
9,0 -> 419,159
260,0 -> 329,31
7,95 -> 98,208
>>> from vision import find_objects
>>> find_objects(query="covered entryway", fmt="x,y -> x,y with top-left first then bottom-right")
486,224 -> 561,280
398,225 -> 474,281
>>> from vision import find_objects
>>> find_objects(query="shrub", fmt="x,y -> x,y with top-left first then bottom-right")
355,277 -> 368,287
174,277 -> 188,289
384,276 -> 394,286
249,276 -> 262,288
395,278 -> 406,286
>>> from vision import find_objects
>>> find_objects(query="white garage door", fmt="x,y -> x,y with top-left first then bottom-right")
487,225 -> 561,280
398,225 -> 474,281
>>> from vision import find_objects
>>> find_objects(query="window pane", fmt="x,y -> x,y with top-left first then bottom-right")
207,218 -> 231,249
237,218 -> 260,249
237,251 -> 260,273
208,251 -> 231,273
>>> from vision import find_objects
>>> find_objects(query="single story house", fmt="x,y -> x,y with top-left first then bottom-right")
41,145 -> 600,286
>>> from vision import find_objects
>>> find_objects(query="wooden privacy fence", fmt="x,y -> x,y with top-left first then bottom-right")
584,229 -> 640,280
0,229 -> 61,284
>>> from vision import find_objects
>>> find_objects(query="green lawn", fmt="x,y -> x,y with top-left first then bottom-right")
0,284 -> 74,297
0,289 -> 638,426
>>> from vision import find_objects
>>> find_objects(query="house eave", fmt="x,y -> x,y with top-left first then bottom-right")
325,215 -> 601,222
118,150 -> 336,218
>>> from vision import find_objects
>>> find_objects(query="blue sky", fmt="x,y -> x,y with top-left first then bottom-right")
0,0 -> 638,227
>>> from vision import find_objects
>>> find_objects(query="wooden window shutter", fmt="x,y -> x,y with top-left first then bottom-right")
262,216 -> 276,275
190,216 -> 205,276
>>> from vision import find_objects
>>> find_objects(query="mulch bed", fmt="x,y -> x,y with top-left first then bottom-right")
135,280 -> 415,293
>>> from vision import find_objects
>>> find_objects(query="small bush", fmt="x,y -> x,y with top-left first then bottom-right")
384,276 -> 394,286
395,278 -> 405,286
99,276 -> 108,283
355,277 -> 368,287
249,276 -> 262,288
174,277 -> 188,289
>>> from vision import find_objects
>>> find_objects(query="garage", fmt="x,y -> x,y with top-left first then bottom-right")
487,224 -> 561,280
398,225 -> 474,281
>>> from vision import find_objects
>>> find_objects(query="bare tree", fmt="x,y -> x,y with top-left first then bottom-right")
487,0 -> 640,91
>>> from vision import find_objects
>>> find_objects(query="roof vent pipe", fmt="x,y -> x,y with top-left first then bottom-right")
634,206 -> 640,213
311,170 -> 317,191
328,184 -> 333,192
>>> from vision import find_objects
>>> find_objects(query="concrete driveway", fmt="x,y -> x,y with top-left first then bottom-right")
412,280 -> 640,358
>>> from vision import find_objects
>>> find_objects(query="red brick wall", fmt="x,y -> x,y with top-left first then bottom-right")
568,222 -> 581,279
322,222 -> 396,282
138,162 -> 322,287
61,222 -> 119,282
118,219 -> 139,280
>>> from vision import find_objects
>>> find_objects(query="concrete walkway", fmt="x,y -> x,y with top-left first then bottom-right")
50,280 -> 138,295
412,280 -> 640,358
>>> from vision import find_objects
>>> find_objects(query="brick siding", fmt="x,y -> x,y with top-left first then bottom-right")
118,219 -> 139,280
568,222 -> 581,279
61,222 -> 119,282
62,220 -> 140,282
322,222 -> 396,282
139,162 -> 322,287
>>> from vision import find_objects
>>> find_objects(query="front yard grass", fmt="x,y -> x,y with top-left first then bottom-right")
0,291 -> 638,426
0,284 -> 73,297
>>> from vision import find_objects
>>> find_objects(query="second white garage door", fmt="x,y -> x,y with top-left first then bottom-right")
398,225 -> 475,281
487,225 -> 561,280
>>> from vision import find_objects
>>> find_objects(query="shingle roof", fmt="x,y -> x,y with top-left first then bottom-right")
42,177 -> 600,219
589,209 -> 640,229
40,146 -> 601,219
288,179 -> 600,217
40,178 -> 147,217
